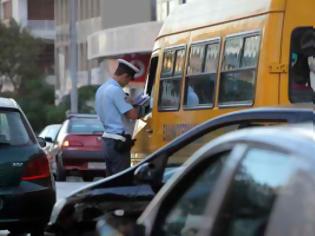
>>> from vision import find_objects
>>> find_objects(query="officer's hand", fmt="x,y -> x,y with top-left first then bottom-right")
125,96 -> 135,104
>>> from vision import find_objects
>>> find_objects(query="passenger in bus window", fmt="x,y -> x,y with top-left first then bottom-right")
290,28 -> 315,102
301,30 -> 315,93
307,56 -> 315,92
186,85 -> 199,106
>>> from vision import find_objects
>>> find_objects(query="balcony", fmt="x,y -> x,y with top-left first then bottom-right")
87,21 -> 162,60
26,20 -> 55,40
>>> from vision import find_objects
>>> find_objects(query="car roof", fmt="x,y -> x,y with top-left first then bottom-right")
189,124 -> 315,167
0,97 -> 19,110
65,107 -> 315,196
67,113 -> 98,119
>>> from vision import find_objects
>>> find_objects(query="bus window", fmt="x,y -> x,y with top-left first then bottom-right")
289,27 -> 315,103
184,41 -> 220,108
219,34 -> 260,106
159,47 -> 186,111
162,50 -> 175,76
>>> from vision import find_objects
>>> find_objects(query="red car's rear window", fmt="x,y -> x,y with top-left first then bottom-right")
69,118 -> 104,134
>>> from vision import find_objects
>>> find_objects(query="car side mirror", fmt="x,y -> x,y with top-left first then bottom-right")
37,137 -> 46,148
134,162 -> 155,184
44,137 -> 54,143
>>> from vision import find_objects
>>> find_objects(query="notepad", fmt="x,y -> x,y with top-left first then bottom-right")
134,94 -> 150,106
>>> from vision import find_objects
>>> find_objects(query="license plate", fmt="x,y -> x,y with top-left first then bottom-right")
88,162 -> 106,169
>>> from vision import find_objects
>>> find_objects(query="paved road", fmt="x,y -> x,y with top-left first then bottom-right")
56,177 -> 92,200
0,177 -> 95,235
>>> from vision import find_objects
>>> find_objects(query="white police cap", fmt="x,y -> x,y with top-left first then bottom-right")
117,59 -> 140,74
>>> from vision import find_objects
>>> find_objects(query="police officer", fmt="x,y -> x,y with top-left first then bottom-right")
95,59 -> 140,176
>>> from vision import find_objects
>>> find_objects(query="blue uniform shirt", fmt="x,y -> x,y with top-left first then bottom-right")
95,79 -> 133,134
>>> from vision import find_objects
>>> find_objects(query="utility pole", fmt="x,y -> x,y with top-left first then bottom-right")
69,0 -> 78,113
151,0 -> 157,21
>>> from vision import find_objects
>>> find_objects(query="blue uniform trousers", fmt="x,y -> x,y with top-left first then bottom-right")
102,138 -> 131,176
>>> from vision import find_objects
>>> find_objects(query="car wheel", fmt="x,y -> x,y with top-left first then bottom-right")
8,233 -> 27,236
55,155 -> 66,181
82,176 -> 94,182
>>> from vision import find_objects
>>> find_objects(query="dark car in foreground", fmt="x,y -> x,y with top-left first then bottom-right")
99,124 -> 315,236
45,107 -> 315,236
48,114 -> 105,181
0,98 -> 56,235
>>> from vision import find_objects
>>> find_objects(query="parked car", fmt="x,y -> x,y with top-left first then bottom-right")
0,97 -> 56,235
45,107 -> 315,236
39,124 -> 62,172
48,114 -> 105,181
39,124 -> 62,144
97,124 -> 315,236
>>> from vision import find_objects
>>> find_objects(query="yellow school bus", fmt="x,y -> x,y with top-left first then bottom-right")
131,0 -> 315,163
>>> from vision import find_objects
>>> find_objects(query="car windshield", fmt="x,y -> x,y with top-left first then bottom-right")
69,117 -> 104,134
0,110 -> 33,146
39,124 -> 61,139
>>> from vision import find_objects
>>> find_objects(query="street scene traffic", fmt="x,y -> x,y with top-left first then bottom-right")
0,0 -> 314,235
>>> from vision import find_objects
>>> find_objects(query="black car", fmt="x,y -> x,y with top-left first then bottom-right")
100,124 -> 315,236
47,114 -> 105,181
45,107 -> 315,235
0,98 -> 56,235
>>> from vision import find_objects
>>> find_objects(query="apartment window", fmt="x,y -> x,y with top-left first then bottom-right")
86,0 -> 91,19
156,0 -> 185,21
3,0 -> 12,20
62,0 -> 68,25
95,0 -> 100,17
28,0 -> 54,20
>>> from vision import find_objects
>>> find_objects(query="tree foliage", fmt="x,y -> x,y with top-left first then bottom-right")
0,20 -> 68,133
0,20 -> 98,133
0,20 -> 41,91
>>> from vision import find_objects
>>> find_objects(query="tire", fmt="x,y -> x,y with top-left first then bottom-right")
8,233 -> 27,236
55,155 -> 66,181
30,229 -> 44,236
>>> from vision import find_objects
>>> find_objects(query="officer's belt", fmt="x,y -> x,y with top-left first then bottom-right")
102,132 -> 126,142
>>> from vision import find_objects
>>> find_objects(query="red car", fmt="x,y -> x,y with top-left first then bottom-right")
48,114 -> 105,181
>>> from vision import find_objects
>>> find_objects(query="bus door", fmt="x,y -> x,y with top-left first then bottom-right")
280,0 -> 315,104
131,54 -> 159,165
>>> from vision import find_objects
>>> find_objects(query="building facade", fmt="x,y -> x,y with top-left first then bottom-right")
156,0 -> 189,21
55,0 -> 191,104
